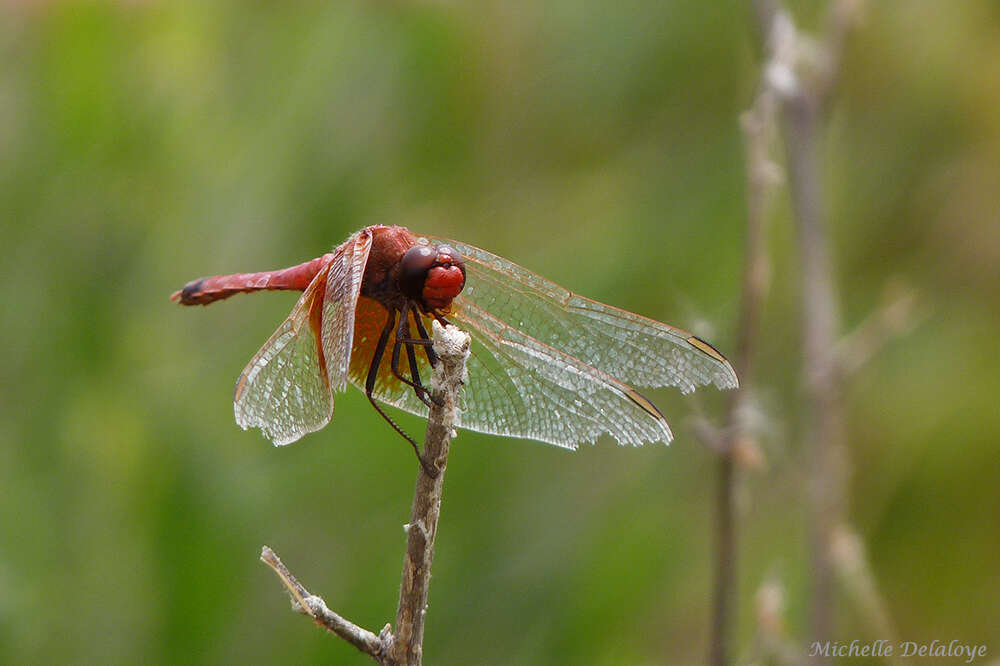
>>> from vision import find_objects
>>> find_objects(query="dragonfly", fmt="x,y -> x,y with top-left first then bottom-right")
172,225 -> 737,475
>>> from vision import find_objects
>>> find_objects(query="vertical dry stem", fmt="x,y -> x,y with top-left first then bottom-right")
385,322 -> 470,666
783,91 -> 846,654
709,66 -> 780,666
749,1 -> 858,660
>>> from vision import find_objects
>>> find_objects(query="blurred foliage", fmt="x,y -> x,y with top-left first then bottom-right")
1,1 -> 998,664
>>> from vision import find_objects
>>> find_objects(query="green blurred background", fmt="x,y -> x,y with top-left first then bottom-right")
2,1 -> 998,664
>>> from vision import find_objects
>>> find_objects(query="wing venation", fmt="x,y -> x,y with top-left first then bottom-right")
233,229 -> 374,446
369,234 -> 740,448
234,265 -> 334,445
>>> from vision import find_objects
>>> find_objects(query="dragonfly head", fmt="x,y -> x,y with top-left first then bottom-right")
398,243 -> 466,311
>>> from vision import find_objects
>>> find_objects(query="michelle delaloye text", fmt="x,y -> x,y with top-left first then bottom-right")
809,640 -> 987,663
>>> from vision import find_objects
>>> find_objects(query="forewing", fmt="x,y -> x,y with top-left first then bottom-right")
321,229 -> 374,391
339,233 -> 731,449
427,236 -> 738,393
341,296 -> 664,449
234,264 -> 334,446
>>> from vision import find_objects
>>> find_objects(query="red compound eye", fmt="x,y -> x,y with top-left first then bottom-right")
398,244 -> 465,309
423,264 -> 465,309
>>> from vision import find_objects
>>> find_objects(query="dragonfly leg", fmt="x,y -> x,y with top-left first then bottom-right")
366,307 -> 439,478
407,306 -> 445,407
390,314 -> 435,409
410,304 -> 439,368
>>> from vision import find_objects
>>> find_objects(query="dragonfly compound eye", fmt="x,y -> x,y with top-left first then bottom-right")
423,247 -> 465,310
398,244 -> 465,310
399,245 -> 439,302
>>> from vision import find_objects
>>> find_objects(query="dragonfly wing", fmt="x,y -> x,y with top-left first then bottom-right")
321,229 -> 374,391
451,300 -> 673,447
426,236 -> 738,393
340,232 -> 729,449
234,263 -> 334,446
342,296 -> 665,448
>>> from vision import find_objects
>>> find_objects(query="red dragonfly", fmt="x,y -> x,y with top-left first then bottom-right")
172,225 -> 737,473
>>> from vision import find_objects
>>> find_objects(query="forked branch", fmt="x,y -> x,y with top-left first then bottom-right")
261,322 -> 471,666
709,2 -> 867,663
751,0 -> 865,660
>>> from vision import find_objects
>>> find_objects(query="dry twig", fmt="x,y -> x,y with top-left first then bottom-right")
749,0 -> 867,660
708,44 -> 783,666
260,322 -> 471,666
260,546 -> 385,658
704,2 -> 804,660
386,322 -> 470,665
